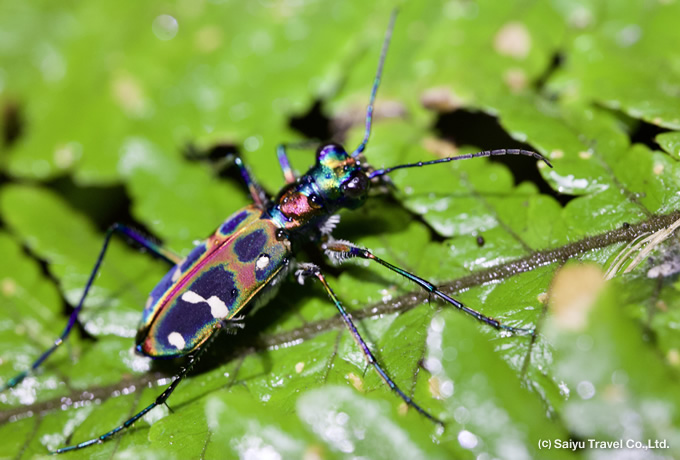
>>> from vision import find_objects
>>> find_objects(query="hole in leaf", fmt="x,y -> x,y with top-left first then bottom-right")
629,120 -> 669,152
433,109 -> 571,205
2,100 -> 23,148
598,106 -> 670,151
184,143 -> 245,184
289,99 -> 332,142
45,176 -> 143,235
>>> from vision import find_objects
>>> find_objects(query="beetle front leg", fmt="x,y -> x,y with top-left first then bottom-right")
276,144 -> 297,184
276,141 -> 327,184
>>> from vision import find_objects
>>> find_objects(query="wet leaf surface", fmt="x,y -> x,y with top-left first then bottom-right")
1,1 -> 680,459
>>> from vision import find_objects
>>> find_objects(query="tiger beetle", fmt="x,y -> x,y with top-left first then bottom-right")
2,11 -> 551,454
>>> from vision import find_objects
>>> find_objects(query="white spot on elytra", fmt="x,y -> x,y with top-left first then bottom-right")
206,296 -> 228,318
256,254 -> 270,270
168,332 -> 185,349
181,290 -> 229,318
182,291 -> 203,304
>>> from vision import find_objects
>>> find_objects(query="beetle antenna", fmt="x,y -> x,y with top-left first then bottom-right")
368,148 -> 553,178
352,9 -> 397,158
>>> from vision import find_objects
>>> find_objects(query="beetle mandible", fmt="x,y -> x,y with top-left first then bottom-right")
2,11 -> 552,453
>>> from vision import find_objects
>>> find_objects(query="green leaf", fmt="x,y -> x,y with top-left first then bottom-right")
657,131 -> 680,159
2,1 -> 680,459
546,269 -> 680,445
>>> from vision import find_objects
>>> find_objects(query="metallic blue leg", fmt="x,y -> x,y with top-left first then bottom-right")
115,224 -> 182,265
185,146 -> 269,208
323,241 -> 534,335
276,141 -> 324,184
51,325 -> 221,454
276,144 -> 296,184
296,262 -> 443,425
233,156 -> 269,208
1,224 -> 180,391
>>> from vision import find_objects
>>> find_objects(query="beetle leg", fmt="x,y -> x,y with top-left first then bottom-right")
232,156 -> 269,208
295,262 -> 443,425
1,224 -> 180,391
51,326 -> 220,454
276,144 -> 297,184
322,239 -> 534,335
114,223 -> 182,265
220,317 -> 245,335
276,141 -> 328,184
185,145 -> 269,208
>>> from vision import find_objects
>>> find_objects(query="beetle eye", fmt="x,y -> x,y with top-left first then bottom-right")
342,172 -> 369,198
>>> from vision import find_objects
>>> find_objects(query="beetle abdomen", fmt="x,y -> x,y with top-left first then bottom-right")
136,205 -> 291,358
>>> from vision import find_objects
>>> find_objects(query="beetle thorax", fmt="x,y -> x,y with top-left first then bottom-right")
269,144 -> 371,230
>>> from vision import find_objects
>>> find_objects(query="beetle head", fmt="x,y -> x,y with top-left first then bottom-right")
315,143 -> 370,209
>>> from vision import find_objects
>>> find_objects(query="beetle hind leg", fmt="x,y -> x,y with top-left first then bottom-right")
51,325 -> 221,454
1,224 -> 180,391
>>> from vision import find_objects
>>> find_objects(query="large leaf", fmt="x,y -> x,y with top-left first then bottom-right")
1,0 -> 680,459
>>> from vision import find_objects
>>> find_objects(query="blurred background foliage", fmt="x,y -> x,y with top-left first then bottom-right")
1,0 -> 680,458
